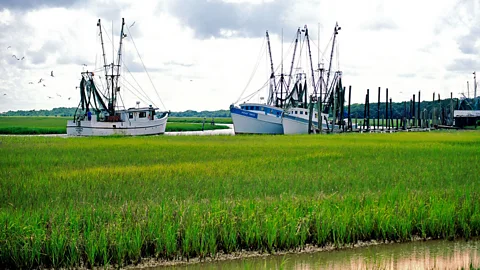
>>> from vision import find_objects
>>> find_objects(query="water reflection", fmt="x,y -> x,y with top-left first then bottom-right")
158,240 -> 479,269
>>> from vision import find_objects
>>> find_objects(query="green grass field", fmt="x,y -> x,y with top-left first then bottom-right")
0,116 -> 230,134
0,132 -> 479,268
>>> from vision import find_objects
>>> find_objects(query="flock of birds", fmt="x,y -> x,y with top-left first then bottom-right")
4,45 -> 72,101
3,21 -> 139,99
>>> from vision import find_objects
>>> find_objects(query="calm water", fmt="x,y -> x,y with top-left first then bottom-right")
155,240 -> 480,269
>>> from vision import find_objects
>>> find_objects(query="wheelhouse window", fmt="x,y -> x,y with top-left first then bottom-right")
305,112 -> 308,115
139,112 -> 147,118
129,112 -> 134,119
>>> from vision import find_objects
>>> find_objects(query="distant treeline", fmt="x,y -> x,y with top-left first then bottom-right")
0,107 -> 232,118
0,98 -> 472,119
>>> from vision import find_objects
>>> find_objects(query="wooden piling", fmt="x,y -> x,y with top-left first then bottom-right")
450,92 -> 453,126
412,94 -> 416,127
367,89 -> 370,130
348,86 -> 352,131
418,91 -> 421,127
377,87 -> 381,130
341,87 -> 346,131
385,88 -> 389,130
389,98 -> 393,130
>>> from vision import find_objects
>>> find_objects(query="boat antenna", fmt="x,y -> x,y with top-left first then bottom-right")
266,31 -> 277,105
318,22 -> 320,70
97,19 -> 109,93
281,28 -> 284,76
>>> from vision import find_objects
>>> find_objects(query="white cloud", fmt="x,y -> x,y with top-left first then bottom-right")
1,0 -> 479,113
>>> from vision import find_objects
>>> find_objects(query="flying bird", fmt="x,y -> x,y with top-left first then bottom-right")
38,78 -> 44,83
56,93 -> 62,97
50,71 -> 54,77
11,55 -> 19,60
68,97 -> 71,100
3,93 -> 6,96
7,46 -> 11,49
28,82 -> 33,84
21,57 -> 24,60
47,96 -> 52,99
43,84 -> 46,87
130,21 -> 135,27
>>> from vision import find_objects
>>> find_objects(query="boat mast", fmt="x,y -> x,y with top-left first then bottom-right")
97,19 -> 110,93
305,25 -> 317,98
266,31 -> 277,105
325,22 -> 341,98
114,18 -> 126,105
286,28 -> 300,92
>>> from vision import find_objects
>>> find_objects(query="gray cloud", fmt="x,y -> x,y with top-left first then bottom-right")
457,25 -> 480,55
435,0 -> 480,54
446,58 -> 479,73
0,0 -> 78,10
362,18 -> 398,31
167,0 -> 293,38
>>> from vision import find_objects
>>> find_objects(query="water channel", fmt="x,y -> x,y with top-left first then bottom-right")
153,240 -> 480,269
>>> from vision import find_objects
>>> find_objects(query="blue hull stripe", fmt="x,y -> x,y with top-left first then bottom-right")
230,107 -> 258,119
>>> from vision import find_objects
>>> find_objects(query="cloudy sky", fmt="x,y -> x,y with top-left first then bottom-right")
0,0 -> 479,113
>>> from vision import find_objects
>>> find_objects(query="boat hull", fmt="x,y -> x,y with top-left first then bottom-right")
66,115 -> 168,136
230,107 -> 283,134
282,114 -> 328,134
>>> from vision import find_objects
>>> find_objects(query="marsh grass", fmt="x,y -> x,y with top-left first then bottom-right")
0,116 -> 229,134
0,132 -> 479,268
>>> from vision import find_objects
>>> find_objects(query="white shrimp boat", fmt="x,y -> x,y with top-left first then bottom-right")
230,30 -> 289,135
230,103 -> 284,134
67,18 -> 168,136
283,107 -> 329,134
282,23 -> 344,134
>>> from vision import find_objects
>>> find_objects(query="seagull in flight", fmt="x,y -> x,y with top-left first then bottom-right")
38,78 -> 44,83
43,84 -> 46,87
130,21 -> 135,27
56,93 -> 62,97
3,93 -> 6,96
12,55 -> 19,60
28,82 -> 34,84
21,57 -> 25,60
7,46 -> 11,49
68,97 -> 71,100
47,96 -> 52,99
50,71 -> 54,77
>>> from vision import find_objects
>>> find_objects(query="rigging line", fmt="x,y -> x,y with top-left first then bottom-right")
235,36 -> 267,104
237,31 -> 298,104
120,58 -> 157,107
239,80 -> 270,102
119,81 -> 151,106
121,76 -> 155,105
125,25 -> 166,111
